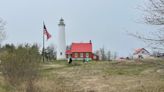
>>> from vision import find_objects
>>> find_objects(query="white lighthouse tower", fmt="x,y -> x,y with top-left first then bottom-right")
57,18 -> 66,60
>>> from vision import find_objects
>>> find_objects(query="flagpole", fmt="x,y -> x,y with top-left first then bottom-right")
43,22 -> 45,63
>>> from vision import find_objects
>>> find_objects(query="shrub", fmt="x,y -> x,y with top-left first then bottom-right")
0,44 -> 41,92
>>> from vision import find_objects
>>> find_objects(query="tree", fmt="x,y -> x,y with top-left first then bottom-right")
144,0 -> 164,25
0,18 -> 6,45
99,47 -> 107,61
113,52 -> 118,60
45,44 -> 57,61
107,50 -> 111,61
134,0 -> 164,50
66,45 -> 71,50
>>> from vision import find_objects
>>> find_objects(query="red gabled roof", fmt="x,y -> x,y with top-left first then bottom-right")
135,48 -> 143,54
66,50 -> 72,54
71,43 -> 92,52
134,48 -> 150,55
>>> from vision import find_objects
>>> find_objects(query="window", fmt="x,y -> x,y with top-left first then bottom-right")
142,51 -> 145,54
80,53 -> 83,58
75,53 -> 78,58
86,53 -> 89,58
60,52 -> 62,55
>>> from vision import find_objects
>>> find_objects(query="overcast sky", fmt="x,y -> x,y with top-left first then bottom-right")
0,0 -> 157,57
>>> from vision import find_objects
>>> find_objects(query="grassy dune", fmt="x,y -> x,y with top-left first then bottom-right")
0,59 -> 164,92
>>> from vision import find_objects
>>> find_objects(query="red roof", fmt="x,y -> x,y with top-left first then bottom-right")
135,48 -> 143,54
134,48 -> 149,54
66,50 -> 72,54
71,43 -> 92,52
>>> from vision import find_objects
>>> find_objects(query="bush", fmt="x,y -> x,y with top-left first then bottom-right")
0,44 -> 41,92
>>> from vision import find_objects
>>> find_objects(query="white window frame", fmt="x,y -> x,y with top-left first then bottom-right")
86,53 -> 89,58
75,53 -> 78,58
80,53 -> 83,58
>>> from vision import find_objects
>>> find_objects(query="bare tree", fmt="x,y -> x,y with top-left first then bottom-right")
113,52 -> 118,60
66,45 -> 71,50
133,0 -> 164,50
99,47 -> 107,61
107,50 -> 111,61
144,0 -> 164,25
0,18 -> 6,44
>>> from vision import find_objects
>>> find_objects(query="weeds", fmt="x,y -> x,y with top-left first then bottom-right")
0,44 -> 41,92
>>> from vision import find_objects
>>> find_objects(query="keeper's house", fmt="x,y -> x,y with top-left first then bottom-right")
66,42 -> 98,60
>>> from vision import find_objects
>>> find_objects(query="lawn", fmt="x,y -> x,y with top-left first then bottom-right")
0,59 -> 164,92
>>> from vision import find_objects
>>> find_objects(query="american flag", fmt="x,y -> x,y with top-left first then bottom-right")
43,23 -> 51,40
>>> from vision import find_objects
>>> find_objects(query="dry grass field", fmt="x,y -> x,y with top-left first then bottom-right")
0,59 -> 164,92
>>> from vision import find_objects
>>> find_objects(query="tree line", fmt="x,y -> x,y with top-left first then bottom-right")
94,47 -> 118,61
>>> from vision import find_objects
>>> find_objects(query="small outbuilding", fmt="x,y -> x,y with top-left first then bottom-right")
133,48 -> 151,59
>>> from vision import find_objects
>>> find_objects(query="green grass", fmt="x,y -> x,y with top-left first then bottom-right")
1,59 -> 164,92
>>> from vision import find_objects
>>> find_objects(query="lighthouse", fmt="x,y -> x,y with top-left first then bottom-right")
57,18 -> 66,60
